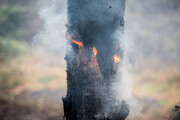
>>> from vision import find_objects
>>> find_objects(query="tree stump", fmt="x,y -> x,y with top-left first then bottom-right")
63,0 -> 129,120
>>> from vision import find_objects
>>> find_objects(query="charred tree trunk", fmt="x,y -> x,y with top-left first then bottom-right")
63,0 -> 129,120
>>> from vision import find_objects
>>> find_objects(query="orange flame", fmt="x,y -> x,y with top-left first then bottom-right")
114,53 -> 120,63
93,47 -> 97,56
72,40 -> 83,47
90,46 -> 101,76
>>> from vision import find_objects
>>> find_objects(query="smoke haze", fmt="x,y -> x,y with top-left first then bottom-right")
33,0 -> 67,54
34,0 -> 141,118
33,0 -> 180,119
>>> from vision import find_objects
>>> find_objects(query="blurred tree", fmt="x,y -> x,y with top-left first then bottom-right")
0,0 -> 40,42
0,4 -> 27,38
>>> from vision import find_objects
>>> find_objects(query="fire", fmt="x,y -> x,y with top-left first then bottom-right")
114,53 -> 120,63
90,46 -> 101,76
93,47 -> 97,56
72,40 -> 83,47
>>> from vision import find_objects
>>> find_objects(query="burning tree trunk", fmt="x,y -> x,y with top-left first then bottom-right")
63,0 -> 129,120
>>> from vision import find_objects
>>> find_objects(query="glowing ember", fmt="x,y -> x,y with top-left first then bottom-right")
93,47 -> 97,56
72,40 -> 83,47
90,46 -> 101,75
114,53 -> 120,63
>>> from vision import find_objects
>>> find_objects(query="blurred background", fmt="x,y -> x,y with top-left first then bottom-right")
0,0 -> 179,120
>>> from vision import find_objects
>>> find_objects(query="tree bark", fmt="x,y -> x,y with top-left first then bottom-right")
63,0 -> 129,120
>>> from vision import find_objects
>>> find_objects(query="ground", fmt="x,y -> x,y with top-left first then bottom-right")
0,49 -> 180,120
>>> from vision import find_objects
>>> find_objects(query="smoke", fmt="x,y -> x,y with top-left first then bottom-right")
33,0 -> 67,54
111,28 -> 142,118
34,0 -> 142,118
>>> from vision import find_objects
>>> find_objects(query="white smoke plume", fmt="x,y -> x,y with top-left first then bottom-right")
112,28 -> 142,118
33,0 -> 67,54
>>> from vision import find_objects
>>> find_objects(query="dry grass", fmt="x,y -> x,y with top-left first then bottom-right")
0,49 -> 179,120
130,63 -> 180,120
0,50 -> 66,120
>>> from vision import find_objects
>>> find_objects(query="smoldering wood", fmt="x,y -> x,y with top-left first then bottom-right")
63,0 -> 129,120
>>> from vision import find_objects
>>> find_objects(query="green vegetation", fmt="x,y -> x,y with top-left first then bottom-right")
0,0 -> 32,98
0,66 -> 24,93
38,75 -> 57,84
0,4 -> 27,38
0,37 -> 28,61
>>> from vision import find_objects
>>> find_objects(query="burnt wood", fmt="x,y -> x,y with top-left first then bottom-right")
63,0 -> 129,120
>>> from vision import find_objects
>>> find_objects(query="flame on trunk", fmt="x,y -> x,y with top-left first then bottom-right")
93,47 -> 97,56
72,40 -> 83,47
114,53 -> 120,63
90,47 -> 101,75
71,40 -> 85,67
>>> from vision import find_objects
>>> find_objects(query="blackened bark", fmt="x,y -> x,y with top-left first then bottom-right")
63,0 -> 129,120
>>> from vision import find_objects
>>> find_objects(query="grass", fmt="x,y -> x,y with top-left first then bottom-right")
0,64 -> 24,93
132,62 -> 180,120
38,75 -> 57,84
158,100 -> 168,107
0,37 -> 29,61
0,48 -> 66,120
0,45 -> 179,120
